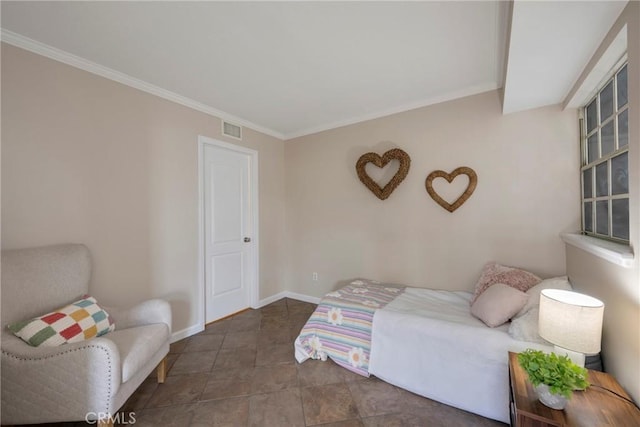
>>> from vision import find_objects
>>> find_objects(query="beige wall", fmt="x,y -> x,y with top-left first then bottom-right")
564,1 -> 640,403
566,246 -> 639,400
1,43 -> 287,336
7,12 -> 636,400
285,90 -> 580,296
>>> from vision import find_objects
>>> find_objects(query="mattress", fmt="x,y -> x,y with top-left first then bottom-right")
295,280 -> 555,422
369,287 -> 551,423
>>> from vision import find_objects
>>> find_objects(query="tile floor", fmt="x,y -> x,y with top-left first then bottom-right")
18,298 -> 506,427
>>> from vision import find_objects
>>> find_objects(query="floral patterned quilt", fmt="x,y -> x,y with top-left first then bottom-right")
295,279 -> 405,377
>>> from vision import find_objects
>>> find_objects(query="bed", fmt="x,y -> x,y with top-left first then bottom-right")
294,277 -> 557,423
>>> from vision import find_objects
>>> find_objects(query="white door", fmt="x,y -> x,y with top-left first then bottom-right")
203,140 -> 257,323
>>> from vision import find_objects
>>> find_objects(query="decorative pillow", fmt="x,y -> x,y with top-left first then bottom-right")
471,283 -> 529,327
508,308 -> 549,344
7,295 -> 115,347
471,261 -> 541,305
514,276 -> 573,318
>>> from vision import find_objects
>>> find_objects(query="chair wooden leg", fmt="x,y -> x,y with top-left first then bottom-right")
157,356 -> 167,383
97,420 -> 114,427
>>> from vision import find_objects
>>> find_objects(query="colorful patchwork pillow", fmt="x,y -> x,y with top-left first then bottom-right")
471,261 -> 541,305
7,295 -> 115,347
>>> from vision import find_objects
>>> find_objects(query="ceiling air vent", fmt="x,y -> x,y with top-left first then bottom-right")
222,120 -> 242,140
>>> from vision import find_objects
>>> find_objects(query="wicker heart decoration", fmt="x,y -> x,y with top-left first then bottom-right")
356,148 -> 411,200
425,167 -> 477,212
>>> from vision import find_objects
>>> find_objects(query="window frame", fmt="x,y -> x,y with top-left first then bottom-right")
580,60 -> 629,244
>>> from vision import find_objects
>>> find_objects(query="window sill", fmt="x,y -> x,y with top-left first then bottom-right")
560,232 -> 634,268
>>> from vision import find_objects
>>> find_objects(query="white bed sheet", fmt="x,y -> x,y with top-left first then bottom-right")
369,287 -> 551,423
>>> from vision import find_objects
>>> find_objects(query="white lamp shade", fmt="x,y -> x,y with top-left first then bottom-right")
538,289 -> 604,354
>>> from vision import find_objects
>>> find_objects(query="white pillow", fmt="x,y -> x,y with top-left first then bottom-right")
514,276 -> 573,318
471,283 -> 529,327
508,308 -> 549,344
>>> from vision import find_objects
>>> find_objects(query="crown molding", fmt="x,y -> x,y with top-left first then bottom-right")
2,29 -> 501,142
0,29 -> 285,140
283,82 -> 500,140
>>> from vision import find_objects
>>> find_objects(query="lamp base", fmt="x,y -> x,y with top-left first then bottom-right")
553,345 -> 585,367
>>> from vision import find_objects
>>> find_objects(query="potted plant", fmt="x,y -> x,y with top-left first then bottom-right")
518,349 -> 590,410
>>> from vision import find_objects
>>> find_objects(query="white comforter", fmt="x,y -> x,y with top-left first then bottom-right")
369,288 -> 551,423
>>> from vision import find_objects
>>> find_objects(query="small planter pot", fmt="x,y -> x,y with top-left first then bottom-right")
535,383 -> 568,410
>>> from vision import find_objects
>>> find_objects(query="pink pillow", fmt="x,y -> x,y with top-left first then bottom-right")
471,283 -> 529,327
471,261 -> 541,305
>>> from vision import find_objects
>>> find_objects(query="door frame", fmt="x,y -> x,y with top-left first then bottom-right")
197,135 -> 259,330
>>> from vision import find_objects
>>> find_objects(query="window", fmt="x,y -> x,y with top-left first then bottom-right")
581,62 -> 629,242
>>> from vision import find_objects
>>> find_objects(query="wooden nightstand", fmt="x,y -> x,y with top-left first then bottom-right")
508,352 -> 640,427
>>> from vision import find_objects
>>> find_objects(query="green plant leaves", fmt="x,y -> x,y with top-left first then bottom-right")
518,349 -> 590,399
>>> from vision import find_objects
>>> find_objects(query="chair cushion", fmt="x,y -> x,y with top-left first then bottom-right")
7,295 -> 115,347
106,323 -> 170,382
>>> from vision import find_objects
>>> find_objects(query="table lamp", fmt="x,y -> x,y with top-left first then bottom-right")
538,289 -> 604,367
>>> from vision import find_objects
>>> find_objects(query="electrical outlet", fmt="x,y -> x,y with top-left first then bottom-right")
312,272 -> 318,281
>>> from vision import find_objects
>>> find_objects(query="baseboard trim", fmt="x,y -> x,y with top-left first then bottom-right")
175,290 -> 320,341
254,291 -> 321,307
284,291 -> 321,304
253,291 -> 288,308
171,323 -> 203,343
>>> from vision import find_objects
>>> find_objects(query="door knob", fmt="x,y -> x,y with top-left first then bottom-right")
244,237 -> 251,242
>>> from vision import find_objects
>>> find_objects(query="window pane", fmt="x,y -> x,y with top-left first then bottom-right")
617,65 -> 628,108
596,200 -> 609,235
618,109 -> 628,148
611,152 -> 628,195
600,80 -> 614,120
584,202 -> 593,233
586,99 -> 597,133
612,199 -> 629,240
583,168 -> 592,199
601,121 -> 615,156
596,162 -> 608,197
588,133 -> 598,163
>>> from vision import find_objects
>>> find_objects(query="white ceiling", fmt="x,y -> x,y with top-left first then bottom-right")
0,1 -> 628,140
503,0 -> 628,114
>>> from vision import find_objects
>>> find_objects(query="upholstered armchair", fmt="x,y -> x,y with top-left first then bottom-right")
1,244 -> 171,427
